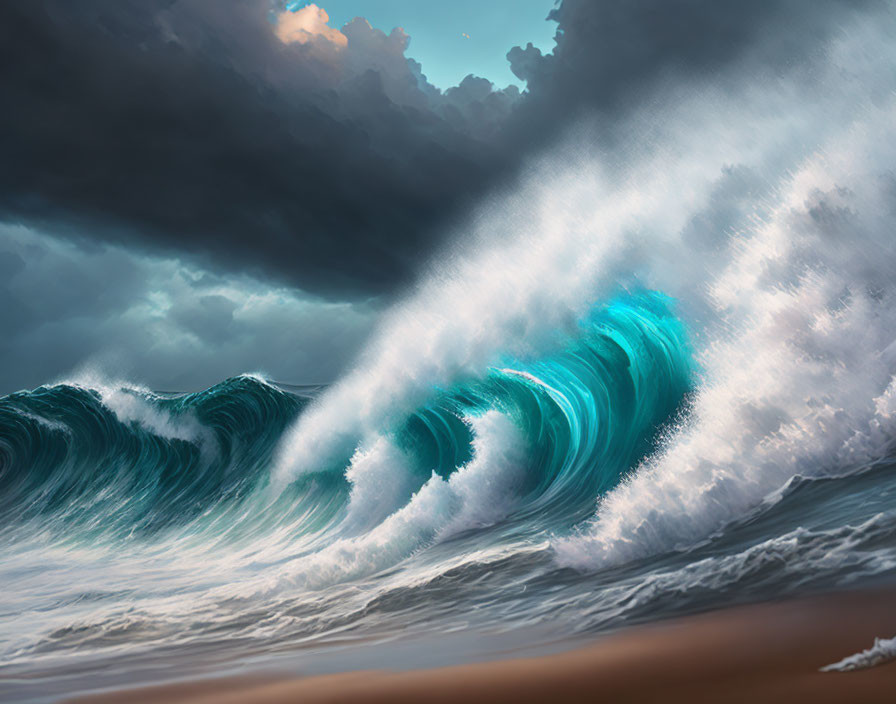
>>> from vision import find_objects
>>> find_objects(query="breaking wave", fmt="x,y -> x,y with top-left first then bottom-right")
0,293 -> 691,553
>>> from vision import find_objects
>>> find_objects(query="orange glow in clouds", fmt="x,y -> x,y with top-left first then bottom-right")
275,4 -> 347,47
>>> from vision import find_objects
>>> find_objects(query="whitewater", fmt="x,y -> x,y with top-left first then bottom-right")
4,13 -> 896,702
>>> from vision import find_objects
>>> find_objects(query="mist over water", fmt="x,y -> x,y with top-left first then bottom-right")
4,12 -> 896,702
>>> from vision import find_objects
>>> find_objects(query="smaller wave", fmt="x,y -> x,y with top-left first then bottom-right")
0,374 -> 307,540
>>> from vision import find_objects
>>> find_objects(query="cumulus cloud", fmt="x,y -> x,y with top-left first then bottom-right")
275,4 -> 347,47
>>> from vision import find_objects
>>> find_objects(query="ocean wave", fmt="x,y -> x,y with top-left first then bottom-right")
0,375 -> 306,539
0,293 -> 691,566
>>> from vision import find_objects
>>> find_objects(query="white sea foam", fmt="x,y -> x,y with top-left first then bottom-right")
443,411 -> 528,536
16,410 -> 71,434
61,369 -> 216,453
822,636 -> 896,672
278,411 -> 526,589
342,437 -> 419,533
555,107 -> 896,568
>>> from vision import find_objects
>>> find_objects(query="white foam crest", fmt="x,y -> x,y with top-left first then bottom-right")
556,105 -> 896,568
278,411 -> 526,589
342,436 -> 419,533
102,387 -> 200,443
61,369 -> 215,451
822,636 -> 896,672
443,411 -> 528,536
16,410 -> 71,434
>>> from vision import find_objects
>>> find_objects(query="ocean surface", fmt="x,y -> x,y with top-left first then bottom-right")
6,26 -> 896,700
3,287 -> 896,701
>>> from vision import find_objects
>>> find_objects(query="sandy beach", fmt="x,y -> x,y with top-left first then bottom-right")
70,587 -> 896,704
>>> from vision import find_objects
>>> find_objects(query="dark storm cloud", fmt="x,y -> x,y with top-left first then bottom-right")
1,0 -> 880,301
0,223 -> 378,394
0,0 -> 518,297
506,0 -> 882,151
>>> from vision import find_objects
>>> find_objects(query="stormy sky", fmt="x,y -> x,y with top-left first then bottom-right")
0,0 -> 887,394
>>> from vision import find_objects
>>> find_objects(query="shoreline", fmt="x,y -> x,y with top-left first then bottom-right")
70,588 -> 896,703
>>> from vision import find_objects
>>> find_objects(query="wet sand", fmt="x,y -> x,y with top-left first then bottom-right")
71,588 -> 896,703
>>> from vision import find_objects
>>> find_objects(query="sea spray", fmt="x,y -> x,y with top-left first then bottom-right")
556,105 -> 896,568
